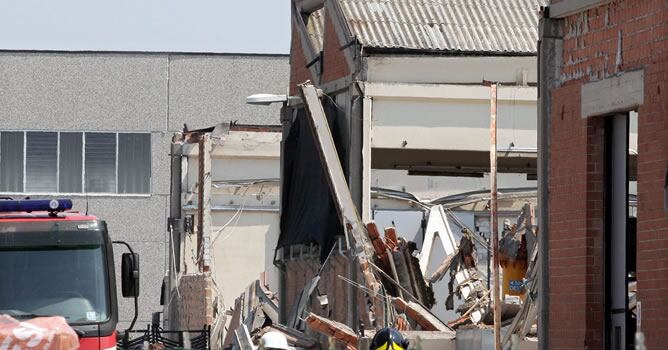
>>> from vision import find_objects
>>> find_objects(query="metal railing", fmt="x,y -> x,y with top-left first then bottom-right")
117,325 -> 211,350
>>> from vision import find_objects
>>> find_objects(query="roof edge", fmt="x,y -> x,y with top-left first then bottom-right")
362,46 -> 538,57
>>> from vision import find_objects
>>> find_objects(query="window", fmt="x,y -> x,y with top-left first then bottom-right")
0,131 -> 151,194
85,133 -> 116,193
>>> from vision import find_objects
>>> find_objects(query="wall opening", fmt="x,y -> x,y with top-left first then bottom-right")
603,112 -> 637,350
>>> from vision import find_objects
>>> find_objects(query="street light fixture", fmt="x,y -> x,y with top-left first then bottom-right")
245,94 -> 288,106
245,93 -> 306,107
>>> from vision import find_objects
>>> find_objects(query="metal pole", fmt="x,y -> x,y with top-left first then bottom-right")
166,138 -> 183,330
197,136 -> 205,272
489,83 -> 502,350
487,234 -> 491,289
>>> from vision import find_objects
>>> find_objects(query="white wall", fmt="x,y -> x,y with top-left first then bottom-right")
364,56 -> 537,84
372,170 -> 536,200
181,130 -> 281,307
370,96 -> 536,152
362,54 -> 538,215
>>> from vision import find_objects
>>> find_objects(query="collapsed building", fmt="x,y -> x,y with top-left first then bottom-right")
160,0 -> 575,348
280,0 -> 545,335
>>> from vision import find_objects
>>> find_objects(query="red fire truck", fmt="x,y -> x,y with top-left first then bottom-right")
0,198 -> 139,350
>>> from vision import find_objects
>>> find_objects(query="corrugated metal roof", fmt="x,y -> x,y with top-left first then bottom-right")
337,0 -> 548,54
306,8 -> 325,52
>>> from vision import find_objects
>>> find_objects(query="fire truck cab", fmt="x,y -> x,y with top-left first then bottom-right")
0,198 -> 139,350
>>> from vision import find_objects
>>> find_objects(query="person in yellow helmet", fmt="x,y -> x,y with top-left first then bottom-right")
369,328 -> 409,350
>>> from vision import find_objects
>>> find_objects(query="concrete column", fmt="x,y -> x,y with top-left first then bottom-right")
537,14 -> 563,350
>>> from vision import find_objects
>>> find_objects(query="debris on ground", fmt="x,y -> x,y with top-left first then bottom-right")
0,315 -> 79,350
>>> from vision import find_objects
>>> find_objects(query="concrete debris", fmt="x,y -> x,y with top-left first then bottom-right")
224,82 -> 544,348
286,276 -> 320,331
232,324 -> 253,350
367,221 -> 435,309
428,250 -> 458,284
225,279 -> 316,350
445,230 -> 487,325
392,297 -> 453,333
218,200 -> 540,348
305,313 -> 358,348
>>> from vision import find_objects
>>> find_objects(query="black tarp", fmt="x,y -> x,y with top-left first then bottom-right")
278,102 -> 347,261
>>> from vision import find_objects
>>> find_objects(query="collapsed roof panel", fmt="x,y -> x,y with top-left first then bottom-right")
305,8 -> 325,53
337,0 -> 548,54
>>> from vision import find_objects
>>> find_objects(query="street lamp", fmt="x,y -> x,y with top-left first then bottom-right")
246,93 -> 304,106
245,94 -> 288,106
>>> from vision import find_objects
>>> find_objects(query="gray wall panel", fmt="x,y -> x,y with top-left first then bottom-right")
150,132 -> 172,196
168,55 -> 288,130
113,240 -> 166,328
0,51 -> 288,330
72,196 -> 169,243
0,53 -> 168,132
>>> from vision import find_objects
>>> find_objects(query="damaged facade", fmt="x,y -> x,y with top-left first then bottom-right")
539,1 -> 668,349
274,0 -> 548,348
164,123 -> 283,346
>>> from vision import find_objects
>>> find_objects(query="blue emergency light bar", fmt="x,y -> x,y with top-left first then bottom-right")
0,199 -> 73,213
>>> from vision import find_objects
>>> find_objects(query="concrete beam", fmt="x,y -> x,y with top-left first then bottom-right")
372,148 -> 537,175
363,83 -> 537,102
581,70 -> 644,117
183,131 -> 281,158
295,0 -> 324,13
549,0 -> 612,18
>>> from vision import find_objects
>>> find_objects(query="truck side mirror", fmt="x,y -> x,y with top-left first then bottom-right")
121,253 -> 140,298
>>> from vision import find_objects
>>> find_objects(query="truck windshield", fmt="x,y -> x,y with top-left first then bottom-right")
0,245 -> 109,324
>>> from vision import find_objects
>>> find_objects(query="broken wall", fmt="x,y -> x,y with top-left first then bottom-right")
173,274 -> 215,330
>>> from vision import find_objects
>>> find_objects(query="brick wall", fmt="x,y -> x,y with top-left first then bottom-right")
289,21 -> 314,96
289,7 -> 352,96
321,10 -> 351,84
549,84 -> 606,349
635,51 -> 668,349
174,273 -> 214,330
284,255 -> 369,330
549,1 -> 668,349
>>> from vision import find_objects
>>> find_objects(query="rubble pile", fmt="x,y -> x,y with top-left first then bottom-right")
224,84 -> 541,349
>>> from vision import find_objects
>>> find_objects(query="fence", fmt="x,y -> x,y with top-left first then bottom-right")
117,325 -> 211,350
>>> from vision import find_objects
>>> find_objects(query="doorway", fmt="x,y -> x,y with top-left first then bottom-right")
603,112 -> 637,349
